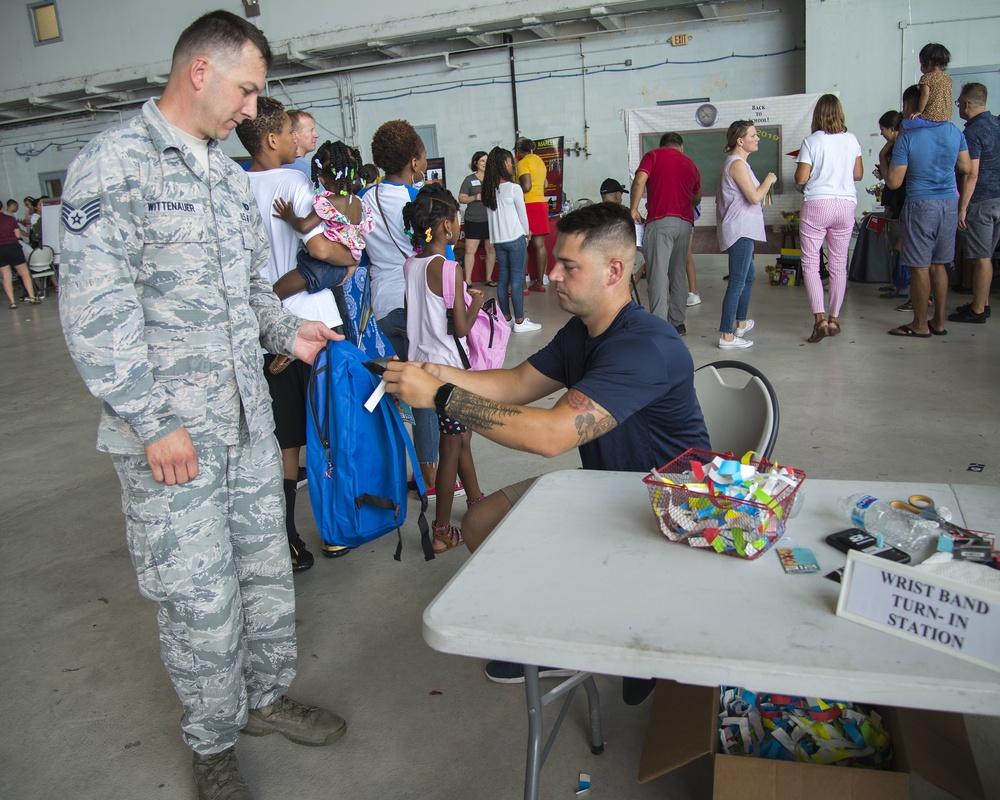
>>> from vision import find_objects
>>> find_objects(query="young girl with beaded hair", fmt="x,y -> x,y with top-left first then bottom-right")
272,139 -> 376,299
401,183 -> 486,552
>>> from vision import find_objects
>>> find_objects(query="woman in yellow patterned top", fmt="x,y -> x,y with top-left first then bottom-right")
908,43 -> 952,126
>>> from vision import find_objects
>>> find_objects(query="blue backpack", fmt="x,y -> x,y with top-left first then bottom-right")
306,340 -> 433,560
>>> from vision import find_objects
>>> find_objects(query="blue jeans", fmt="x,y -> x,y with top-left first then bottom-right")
494,237 -> 527,321
719,237 -> 755,335
376,308 -> 440,466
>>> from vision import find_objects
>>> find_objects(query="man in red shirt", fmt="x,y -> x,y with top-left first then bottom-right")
629,132 -> 701,334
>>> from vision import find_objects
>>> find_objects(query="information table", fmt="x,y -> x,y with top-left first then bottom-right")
424,472 -> 1000,798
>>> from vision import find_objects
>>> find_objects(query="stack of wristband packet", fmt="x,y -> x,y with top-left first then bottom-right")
643,448 -> 806,560
718,687 -> 893,768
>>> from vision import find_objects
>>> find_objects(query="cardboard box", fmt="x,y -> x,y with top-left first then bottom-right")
638,680 -> 986,800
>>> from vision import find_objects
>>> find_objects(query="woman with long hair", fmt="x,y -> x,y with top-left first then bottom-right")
481,147 -> 540,332
359,120 -> 447,498
794,94 -> 863,342
458,151 -> 497,286
716,121 -> 777,349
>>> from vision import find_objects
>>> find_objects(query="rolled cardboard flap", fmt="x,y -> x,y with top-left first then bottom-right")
638,680 -> 717,783
891,707 -> 986,800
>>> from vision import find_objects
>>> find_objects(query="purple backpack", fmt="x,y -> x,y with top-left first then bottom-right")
440,258 -> 510,371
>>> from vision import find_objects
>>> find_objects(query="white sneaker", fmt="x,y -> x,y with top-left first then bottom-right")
736,319 -> 755,336
719,336 -> 753,349
542,274 -> 550,286
686,292 -> 702,307
513,318 -> 541,333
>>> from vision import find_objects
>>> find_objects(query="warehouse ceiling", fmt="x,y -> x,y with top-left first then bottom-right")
0,0 -> 752,130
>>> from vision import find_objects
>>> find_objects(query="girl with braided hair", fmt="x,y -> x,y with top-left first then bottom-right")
271,139 -> 375,299
401,184 -> 485,552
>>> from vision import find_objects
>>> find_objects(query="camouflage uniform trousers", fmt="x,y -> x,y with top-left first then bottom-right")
111,433 -> 297,755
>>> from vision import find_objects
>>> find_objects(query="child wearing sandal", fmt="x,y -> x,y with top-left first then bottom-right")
269,140 -> 374,373
402,184 -> 485,553
272,140 -> 373,296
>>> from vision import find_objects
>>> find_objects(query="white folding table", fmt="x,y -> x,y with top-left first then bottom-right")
423,471 -> 1000,799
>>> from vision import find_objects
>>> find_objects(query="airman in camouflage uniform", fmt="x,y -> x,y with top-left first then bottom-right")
59,11 -> 346,799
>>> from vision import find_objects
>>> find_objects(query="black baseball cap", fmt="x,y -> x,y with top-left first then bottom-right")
600,179 -> 628,195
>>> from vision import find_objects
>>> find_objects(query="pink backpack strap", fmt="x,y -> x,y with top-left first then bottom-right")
439,257 -> 461,309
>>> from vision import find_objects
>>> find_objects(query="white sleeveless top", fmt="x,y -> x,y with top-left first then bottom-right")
403,254 -> 467,368
716,154 -> 767,252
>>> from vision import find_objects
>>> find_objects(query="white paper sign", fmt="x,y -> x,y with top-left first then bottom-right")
837,551 -> 1000,672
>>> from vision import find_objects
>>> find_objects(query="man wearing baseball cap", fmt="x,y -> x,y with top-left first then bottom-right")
600,179 -> 628,204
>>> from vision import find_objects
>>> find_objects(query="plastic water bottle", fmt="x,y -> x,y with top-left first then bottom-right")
837,494 -> 939,552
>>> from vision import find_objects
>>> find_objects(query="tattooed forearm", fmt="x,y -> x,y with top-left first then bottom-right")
447,387 -> 523,432
566,389 -> 618,445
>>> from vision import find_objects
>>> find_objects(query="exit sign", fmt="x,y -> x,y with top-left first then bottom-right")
671,34 -> 690,46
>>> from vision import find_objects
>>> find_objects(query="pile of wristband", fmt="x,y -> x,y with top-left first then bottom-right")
643,448 -> 806,560
718,687 -> 893,768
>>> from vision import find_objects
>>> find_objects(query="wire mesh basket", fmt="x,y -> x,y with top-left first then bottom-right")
642,448 -> 806,560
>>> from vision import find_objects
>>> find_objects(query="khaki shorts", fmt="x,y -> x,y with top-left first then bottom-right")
500,477 -> 539,506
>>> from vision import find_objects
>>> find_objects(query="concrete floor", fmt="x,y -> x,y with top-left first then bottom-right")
2,254 -> 998,800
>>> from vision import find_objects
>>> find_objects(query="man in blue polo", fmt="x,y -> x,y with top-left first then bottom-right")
885,84 -> 971,337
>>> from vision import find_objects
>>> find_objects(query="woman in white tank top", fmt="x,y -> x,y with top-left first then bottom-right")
716,121 -> 777,349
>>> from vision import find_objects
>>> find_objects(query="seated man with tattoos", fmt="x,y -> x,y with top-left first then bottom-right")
383,202 -> 709,703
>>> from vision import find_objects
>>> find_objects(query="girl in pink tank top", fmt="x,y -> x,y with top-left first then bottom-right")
402,184 -> 485,553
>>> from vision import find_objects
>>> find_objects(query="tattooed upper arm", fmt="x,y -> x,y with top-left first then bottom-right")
564,388 -> 617,446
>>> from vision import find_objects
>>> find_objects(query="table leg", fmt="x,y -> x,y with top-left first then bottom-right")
523,665 -> 543,800
582,675 -> 605,755
521,667 -> 605,799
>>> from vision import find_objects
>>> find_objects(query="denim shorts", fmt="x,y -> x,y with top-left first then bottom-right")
963,197 -> 1000,259
900,198 -> 958,268
296,248 -> 351,294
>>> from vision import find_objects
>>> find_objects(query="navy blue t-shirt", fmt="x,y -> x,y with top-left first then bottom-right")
528,302 -> 709,471
965,110 -> 1000,202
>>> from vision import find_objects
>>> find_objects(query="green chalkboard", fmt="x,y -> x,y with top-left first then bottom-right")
641,127 -> 783,196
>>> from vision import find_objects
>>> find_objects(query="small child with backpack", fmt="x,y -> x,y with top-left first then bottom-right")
402,184 -> 485,553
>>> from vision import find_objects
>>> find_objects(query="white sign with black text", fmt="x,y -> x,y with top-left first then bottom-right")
837,550 -> 1000,673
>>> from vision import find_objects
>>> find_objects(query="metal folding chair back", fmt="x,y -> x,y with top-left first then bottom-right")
693,360 -> 779,459
26,246 -> 56,298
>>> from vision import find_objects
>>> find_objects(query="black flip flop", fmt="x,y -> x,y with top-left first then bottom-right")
888,324 -> 931,338
928,324 -> 947,336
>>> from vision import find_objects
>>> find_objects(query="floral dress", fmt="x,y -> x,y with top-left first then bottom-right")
313,192 -> 376,261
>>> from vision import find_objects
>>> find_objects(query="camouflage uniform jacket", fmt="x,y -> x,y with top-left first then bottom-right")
60,99 -> 301,454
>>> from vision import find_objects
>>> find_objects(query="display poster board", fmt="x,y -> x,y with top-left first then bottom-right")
532,136 -> 564,215
640,127 -> 783,196
425,157 -> 446,188
622,93 -> 827,224
41,199 -> 62,258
